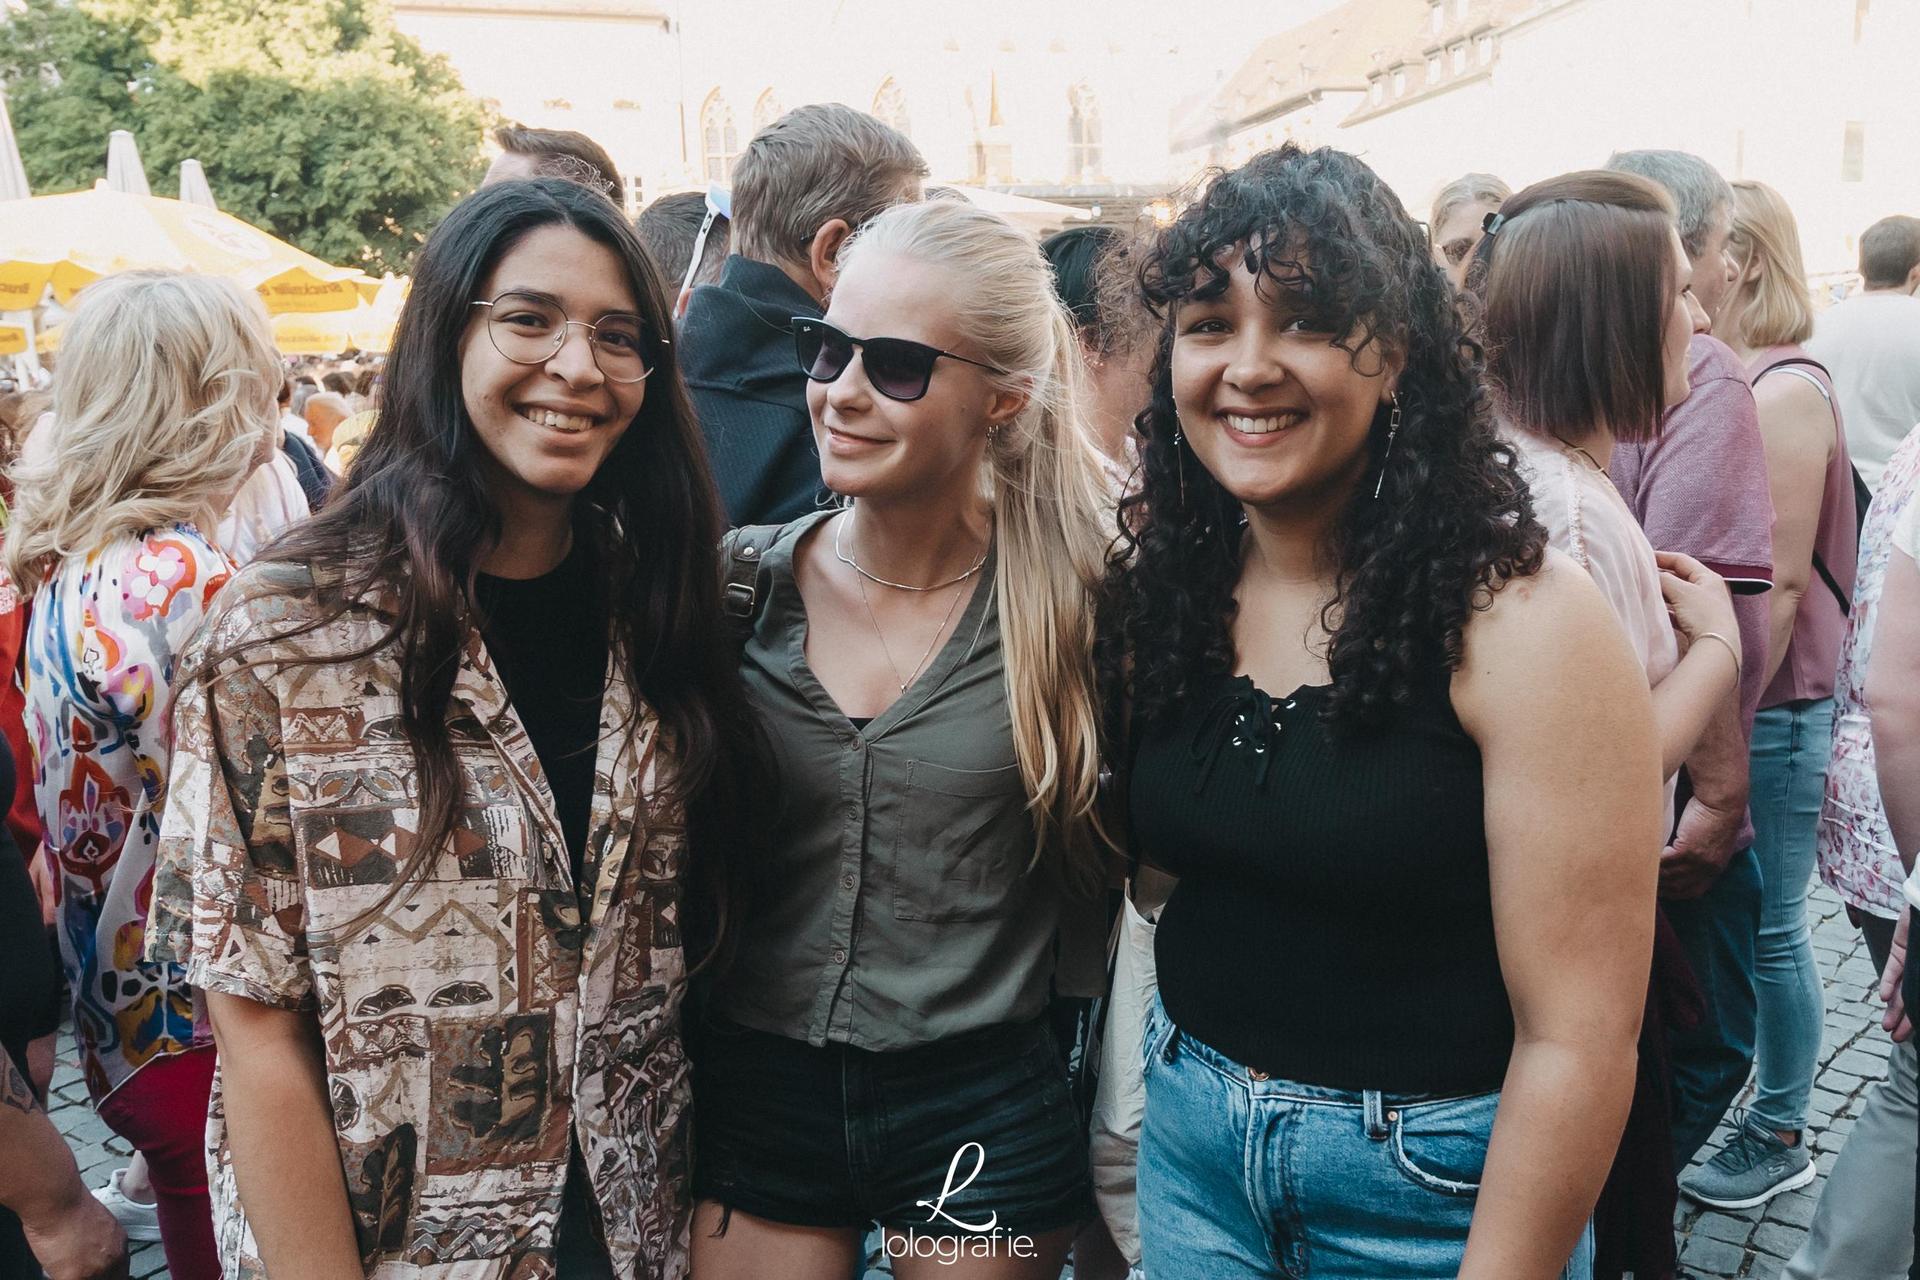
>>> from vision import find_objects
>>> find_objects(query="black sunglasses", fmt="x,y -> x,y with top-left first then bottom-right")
792,317 -> 1006,403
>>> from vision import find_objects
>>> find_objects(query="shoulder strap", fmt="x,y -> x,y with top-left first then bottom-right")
1759,355 -> 1857,613
720,523 -> 785,646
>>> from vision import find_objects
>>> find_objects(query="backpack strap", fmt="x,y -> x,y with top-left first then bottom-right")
720,524 -> 785,645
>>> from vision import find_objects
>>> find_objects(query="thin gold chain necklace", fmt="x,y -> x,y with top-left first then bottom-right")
853,569 -> 968,693
834,506 -> 988,592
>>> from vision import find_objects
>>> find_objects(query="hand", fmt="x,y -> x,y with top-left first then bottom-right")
1659,795 -> 1742,898
20,1191 -> 129,1280
1657,551 -> 1738,651
1880,909 -> 1910,1044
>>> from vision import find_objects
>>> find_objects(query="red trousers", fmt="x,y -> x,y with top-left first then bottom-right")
97,1046 -> 219,1280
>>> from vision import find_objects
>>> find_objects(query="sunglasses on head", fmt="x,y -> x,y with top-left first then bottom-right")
791,317 -> 1005,403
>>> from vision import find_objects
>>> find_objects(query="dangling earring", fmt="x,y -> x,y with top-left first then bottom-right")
1372,396 -> 1401,500
1173,421 -> 1187,508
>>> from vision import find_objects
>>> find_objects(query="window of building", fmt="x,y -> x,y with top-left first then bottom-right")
700,92 -> 738,182
1855,0 -> 1870,42
1067,84 -> 1103,182
1427,53 -> 1442,80
1841,120 -> 1866,181
753,89 -> 784,134
622,175 -> 644,218
1451,42 -> 1467,72
1429,2 -> 1443,34
1369,77 -> 1384,105
873,78 -> 912,138
1453,0 -> 1469,16
1476,33 -> 1494,63
1392,67 -> 1407,95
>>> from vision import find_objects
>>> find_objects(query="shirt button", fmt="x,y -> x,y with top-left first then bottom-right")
841,874 -> 855,891
831,947 -> 848,965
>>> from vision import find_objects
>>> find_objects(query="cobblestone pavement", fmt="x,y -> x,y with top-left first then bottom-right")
43,882 -> 1896,1280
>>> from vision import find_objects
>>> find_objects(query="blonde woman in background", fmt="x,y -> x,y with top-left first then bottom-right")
1680,179 -> 1860,1208
5,271 -> 280,1280
691,199 -> 1114,1280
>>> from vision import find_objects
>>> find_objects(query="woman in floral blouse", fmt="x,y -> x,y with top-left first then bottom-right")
148,179 -> 763,1280
5,270 -> 283,1280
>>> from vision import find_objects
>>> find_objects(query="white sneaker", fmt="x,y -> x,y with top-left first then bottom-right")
90,1167 -> 163,1242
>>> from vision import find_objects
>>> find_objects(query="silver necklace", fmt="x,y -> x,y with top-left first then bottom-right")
834,507 -> 988,592
854,569 -> 968,693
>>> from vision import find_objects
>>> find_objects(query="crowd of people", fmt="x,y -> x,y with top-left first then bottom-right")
0,95 -> 1915,1280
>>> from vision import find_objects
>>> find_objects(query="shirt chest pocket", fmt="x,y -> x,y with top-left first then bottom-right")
890,759 -> 1032,924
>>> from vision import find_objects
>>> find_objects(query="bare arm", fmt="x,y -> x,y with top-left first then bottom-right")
0,1044 -> 128,1280
1648,551 -> 1742,780
1753,376 -> 1836,685
1453,551 -> 1664,1279
1659,695 -> 1750,897
207,991 -> 363,1280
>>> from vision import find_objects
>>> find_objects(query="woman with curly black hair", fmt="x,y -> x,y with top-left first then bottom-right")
1105,144 -> 1665,1278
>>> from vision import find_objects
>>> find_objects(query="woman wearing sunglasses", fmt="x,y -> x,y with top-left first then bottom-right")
146,178 -> 763,1279
689,198 -> 1114,1279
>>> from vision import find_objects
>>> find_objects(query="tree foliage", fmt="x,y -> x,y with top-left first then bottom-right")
0,0 -> 492,274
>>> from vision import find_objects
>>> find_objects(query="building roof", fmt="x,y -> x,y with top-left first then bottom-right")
1178,0 -> 1542,146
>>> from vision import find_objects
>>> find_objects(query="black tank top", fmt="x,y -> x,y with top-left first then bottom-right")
1131,668 -> 1512,1094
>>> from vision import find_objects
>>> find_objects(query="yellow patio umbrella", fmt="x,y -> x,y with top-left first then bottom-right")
270,276 -> 405,354
0,184 -> 370,314
0,322 -> 59,355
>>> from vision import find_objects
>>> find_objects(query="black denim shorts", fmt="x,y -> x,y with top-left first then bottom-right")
689,1014 -> 1093,1236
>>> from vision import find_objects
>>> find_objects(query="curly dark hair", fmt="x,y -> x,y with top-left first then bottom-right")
1102,143 -> 1546,734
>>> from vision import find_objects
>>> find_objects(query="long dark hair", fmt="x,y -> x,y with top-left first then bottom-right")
1102,144 -> 1546,734
205,178 -> 761,967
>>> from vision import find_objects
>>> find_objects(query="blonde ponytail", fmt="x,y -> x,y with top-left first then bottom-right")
842,201 -> 1116,895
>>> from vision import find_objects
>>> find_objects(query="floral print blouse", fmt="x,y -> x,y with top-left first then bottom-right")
23,523 -> 233,1100
1820,426 -> 1920,919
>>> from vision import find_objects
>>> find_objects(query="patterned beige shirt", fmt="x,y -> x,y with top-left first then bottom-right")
148,561 -> 691,1279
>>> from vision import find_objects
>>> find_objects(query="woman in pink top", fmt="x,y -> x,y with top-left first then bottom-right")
1474,169 -> 1742,1279
1681,179 -> 1859,1204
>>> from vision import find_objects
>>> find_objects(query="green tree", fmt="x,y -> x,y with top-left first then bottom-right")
0,0 -> 491,274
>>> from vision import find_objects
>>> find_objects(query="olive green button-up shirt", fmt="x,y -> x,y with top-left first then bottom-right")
719,512 -> 1102,1050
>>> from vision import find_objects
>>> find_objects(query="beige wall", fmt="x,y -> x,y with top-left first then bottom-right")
1191,0 -> 1918,278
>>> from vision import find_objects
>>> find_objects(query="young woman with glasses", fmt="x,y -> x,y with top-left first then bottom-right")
688,198 -> 1114,1280
146,178 -> 763,1279
1103,144 -> 1666,1279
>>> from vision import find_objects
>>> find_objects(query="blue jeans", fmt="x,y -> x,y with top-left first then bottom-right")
1136,997 -> 1593,1280
1749,698 -> 1834,1134
1663,846 -> 1763,1168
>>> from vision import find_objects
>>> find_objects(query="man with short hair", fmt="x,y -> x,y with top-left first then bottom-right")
635,190 -> 728,314
1808,214 -> 1920,493
303,391 -> 352,462
679,102 -> 928,525
1603,148 -> 1776,1181
484,124 -> 622,197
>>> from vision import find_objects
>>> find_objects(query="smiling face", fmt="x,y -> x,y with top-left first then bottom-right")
1171,251 -> 1400,516
807,248 -> 1022,504
1663,225 -> 1709,409
458,223 -> 647,519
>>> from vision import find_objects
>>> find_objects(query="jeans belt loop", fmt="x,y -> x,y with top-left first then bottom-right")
1363,1089 -> 1390,1141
